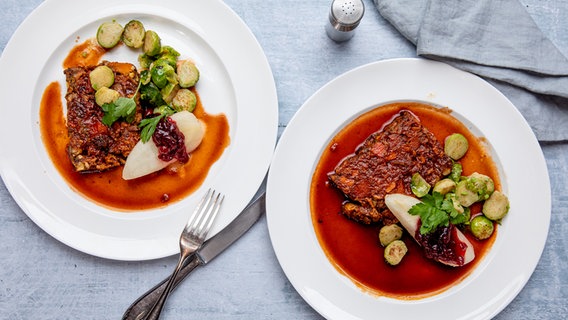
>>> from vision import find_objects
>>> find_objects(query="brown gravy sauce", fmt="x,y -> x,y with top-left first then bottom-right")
310,102 -> 500,299
39,39 -> 230,211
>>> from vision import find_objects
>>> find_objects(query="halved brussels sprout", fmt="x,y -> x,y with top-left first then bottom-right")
379,224 -> 403,247
411,172 -> 430,197
384,240 -> 408,266
122,20 -> 145,48
445,133 -> 469,160
96,21 -> 123,49
89,65 -> 115,91
172,89 -> 197,113
143,30 -> 161,56
177,60 -> 200,88
483,191 -> 510,221
433,178 -> 456,195
95,87 -> 120,106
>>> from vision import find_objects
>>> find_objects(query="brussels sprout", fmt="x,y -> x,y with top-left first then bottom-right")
172,89 -> 197,112
96,21 -> 123,49
89,65 -> 114,91
157,46 -> 180,67
143,30 -> 161,56
456,172 -> 495,207
151,62 -> 176,89
466,172 -> 495,201
177,60 -> 200,88
379,224 -> 403,247
445,133 -> 469,160
140,70 -> 151,86
483,191 -> 510,221
456,180 -> 479,207
161,83 -> 179,104
138,53 -> 154,70
95,87 -> 120,106
384,240 -> 408,266
153,105 -> 175,116
122,20 -> 145,48
150,64 -> 167,88
470,215 -> 494,240
433,178 -> 456,195
140,82 -> 166,107
157,60 -> 178,80
160,45 -> 180,57
411,172 -> 430,197
155,56 -> 177,70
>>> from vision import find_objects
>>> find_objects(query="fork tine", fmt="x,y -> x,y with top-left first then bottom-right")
193,190 -> 222,238
196,192 -> 224,240
194,190 -> 215,228
183,189 -> 213,233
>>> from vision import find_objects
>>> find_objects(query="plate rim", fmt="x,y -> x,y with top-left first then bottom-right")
266,57 -> 551,320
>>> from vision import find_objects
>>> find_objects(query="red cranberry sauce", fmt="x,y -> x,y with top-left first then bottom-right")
152,117 -> 189,163
415,223 -> 468,266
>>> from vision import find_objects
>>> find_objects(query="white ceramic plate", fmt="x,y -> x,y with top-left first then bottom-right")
0,0 -> 277,261
267,58 -> 550,319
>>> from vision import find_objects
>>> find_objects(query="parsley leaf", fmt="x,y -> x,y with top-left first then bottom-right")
408,192 -> 469,235
101,97 -> 137,126
409,193 -> 449,234
100,81 -> 141,127
139,114 -> 166,143
138,106 -> 175,143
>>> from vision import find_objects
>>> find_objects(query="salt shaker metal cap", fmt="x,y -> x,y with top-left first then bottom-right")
325,0 -> 365,42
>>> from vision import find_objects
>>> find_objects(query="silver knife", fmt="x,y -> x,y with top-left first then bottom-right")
122,192 -> 266,320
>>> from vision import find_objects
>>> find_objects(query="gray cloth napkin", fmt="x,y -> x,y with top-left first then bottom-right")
375,0 -> 568,141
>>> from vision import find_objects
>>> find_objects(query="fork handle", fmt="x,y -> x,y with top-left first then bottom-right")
122,255 -> 202,320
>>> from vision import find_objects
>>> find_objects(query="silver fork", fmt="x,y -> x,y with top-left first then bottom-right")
142,189 -> 224,320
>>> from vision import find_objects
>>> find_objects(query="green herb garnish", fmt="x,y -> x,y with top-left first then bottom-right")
100,82 -> 141,127
139,113 -> 165,143
138,106 -> 175,143
408,192 -> 469,235
101,97 -> 137,126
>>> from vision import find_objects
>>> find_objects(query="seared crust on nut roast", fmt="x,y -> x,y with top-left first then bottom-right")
65,61 -> 141,172
328,110 -> 453,225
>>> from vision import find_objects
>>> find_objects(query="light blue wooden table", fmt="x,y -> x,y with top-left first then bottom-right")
1,0 -> 567,319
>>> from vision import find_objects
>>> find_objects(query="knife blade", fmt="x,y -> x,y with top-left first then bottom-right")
122,192 -> 266,320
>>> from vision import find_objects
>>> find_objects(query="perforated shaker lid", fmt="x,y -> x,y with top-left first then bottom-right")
330,0 -> 365,29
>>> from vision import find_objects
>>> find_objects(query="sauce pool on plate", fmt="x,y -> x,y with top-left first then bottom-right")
310,102 -> 500,299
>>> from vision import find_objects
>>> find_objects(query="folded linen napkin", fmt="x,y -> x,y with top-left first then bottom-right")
375,0 -> 568,141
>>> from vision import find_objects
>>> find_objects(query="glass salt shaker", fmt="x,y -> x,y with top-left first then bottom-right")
325,0 -> 365,42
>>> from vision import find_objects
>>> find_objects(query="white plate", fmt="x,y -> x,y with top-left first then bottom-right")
0,0 -> 277,261
266,58 -> 550,319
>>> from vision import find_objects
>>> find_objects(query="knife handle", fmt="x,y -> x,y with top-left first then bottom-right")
122,254 -> 202,320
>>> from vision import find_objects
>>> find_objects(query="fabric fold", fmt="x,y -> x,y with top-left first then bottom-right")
375,0 -> 568,141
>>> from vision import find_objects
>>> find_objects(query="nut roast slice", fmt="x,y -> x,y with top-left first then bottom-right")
64,61 -> 142,172
328,110 -> 453,225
